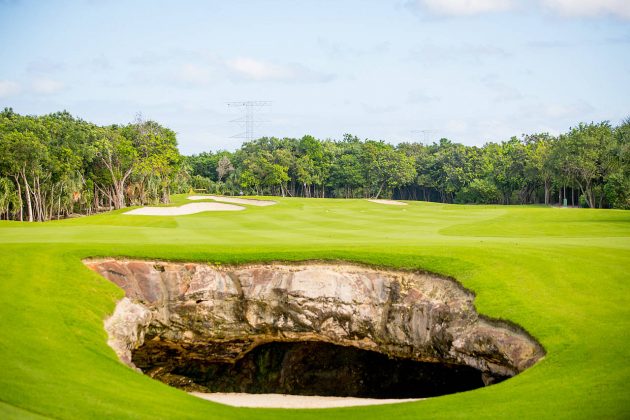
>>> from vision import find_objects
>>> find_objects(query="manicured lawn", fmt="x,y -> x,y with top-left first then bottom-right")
0,196 -> 628,419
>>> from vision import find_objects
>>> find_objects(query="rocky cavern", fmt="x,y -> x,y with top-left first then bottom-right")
85,259 -> 545,399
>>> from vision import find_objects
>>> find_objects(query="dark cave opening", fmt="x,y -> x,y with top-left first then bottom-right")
132,340 -> 492,399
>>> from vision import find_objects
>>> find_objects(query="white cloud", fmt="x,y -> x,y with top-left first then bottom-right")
445,119 -> 470,134
318,38 -> 391,59
178,63 -> 212,85
88,55 -> 112,71
31,78 -> 65,94
0,80 -> 21,97
26,58 -> 65,74
411,0 -> 630,19
541,102 -> 595,119
415,0 -> 515,16
225,57 -> 334,83
481,74 -> 523,102
410,42 -> 510,63
362,103 -> 400,114
407,90 -> 440,104
540,0 -> 630,19
226,57 -> 293,81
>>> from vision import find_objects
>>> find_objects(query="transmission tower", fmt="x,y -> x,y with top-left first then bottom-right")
227,101 -> 272,142
411,129 -> 438,144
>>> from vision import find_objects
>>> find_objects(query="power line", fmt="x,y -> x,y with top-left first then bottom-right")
227,101 -> 272,142
411,129 -> 438,144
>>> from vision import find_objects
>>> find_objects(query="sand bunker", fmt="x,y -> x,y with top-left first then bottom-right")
188,195 -> 276,206
124,202 -> 244,216
367,199 -> 407,206
190,392 -> 420,409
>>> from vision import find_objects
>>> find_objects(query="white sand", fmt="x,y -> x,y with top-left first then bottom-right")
124,202 -> 245,216
188,195 -> 276,206
190,392 -> 421,409
367,199 -> 407,206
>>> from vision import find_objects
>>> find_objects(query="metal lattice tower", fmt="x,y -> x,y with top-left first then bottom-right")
227,101 -> 272,142
411,129 -> 438,144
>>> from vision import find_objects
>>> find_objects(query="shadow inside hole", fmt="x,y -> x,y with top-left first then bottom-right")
132,340 -> 499,399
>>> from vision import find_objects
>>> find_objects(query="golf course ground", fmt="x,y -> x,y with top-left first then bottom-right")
0,195 -> 628,419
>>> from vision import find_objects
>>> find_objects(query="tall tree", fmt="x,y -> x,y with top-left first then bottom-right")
94,127 -> 138,209
559,123 -> 613,208
361,141 -> 416,199
216,156 -> 234,182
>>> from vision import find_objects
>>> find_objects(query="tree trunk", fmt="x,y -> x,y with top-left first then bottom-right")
113,181 -> 124,209
576,181 -> 592,208
562,184 -> 567,208
374,182 -> 385,199
587,185 -> 595,209
34,175 -> 44,221
13,175 -> 23,222
21,171 -> 33,222
544,180 -> 550,205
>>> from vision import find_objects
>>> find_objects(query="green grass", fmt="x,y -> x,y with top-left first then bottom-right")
0,195 -> 628,419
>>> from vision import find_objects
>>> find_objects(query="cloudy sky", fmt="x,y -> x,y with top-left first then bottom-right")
0,0 -> 629,154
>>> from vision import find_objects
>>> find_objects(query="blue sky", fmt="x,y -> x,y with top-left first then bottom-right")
0,0 -> 629,154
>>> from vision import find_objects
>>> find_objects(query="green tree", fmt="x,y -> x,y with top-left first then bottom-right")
94,127 -> 138,209
361,141 -> 416,199
558,123 -> 613,208
0,130 -> 48,221
603,118 -> 630,209
0,177 -> 19,219
216,156 -> 234,182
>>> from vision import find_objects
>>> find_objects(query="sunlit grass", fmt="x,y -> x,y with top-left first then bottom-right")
0,195 -> 628,419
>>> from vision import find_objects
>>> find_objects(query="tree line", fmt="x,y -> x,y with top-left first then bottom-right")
188,120 -> 629,209
1,108 -> 628,222
0,108 -> 185,221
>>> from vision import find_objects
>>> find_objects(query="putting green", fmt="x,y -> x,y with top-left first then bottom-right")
0,196 -> 628,419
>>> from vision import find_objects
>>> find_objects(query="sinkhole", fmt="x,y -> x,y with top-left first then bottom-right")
133,339 -> 489,398
86,259 -> 545,401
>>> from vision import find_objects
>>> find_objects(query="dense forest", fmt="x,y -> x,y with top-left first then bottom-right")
1,108 -> 628,221
0,108 -> 186,221
188,120 -> 630,209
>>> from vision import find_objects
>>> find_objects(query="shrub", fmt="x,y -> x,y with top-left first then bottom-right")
455,179 -> 502,204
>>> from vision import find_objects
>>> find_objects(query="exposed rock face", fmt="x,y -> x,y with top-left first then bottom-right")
85,259 -> 544,389
103,297 -> 152,368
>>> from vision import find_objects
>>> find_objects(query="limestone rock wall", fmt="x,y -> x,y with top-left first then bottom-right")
85,259 -> 545,379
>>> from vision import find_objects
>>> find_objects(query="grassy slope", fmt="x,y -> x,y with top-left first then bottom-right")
0,196 -> 628,419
